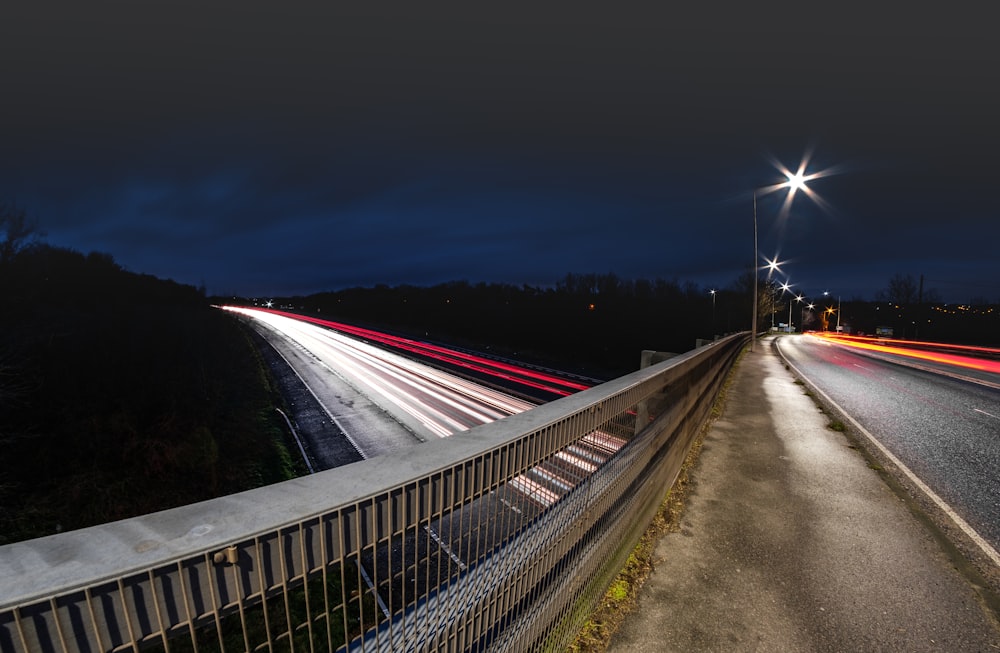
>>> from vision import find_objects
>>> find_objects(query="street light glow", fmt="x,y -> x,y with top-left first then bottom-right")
750,150 -> 838,352
763,256 -> 784,277
769,152 -> 841,221
787,171 -> 806,191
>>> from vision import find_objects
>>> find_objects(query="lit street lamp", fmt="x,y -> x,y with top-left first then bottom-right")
764,258 -> 784,331
710,289 -> 716,333
764,257 -> 783,276
779,281 -> 791,331
789,293 -> 804,333
777,282 -> 800,333
824,291 -> 842,332
751,172 -> 808,352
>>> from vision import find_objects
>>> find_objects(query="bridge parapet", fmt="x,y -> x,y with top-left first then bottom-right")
0,333 -> 747,653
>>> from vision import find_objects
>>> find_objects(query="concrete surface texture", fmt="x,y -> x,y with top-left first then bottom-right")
606,336 -> 1000,652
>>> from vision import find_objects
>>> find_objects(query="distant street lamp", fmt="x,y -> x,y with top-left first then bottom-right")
751,173 -> 808,352
710,289 -> 717,333
824,291 -> 842,331
789,293 -> 804,332
764,258 -> 783,331
764,257 -> 783,276
777,281 -> 800,333
779,281 -> 791,331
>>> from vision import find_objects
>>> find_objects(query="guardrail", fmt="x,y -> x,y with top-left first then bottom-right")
0,333 -> 747,653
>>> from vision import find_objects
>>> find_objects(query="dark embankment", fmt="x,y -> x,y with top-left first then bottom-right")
0,246 -> 301,544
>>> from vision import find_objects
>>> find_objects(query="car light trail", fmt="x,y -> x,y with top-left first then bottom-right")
819,333 -> 1000,357
223,308 -> 626,501
222,305 -> 632,623
811,333 -> 1000,375
252,307 -> 592,396
226,307 -> 528,437
556,450 -> 598,474
508,475 -> 561,508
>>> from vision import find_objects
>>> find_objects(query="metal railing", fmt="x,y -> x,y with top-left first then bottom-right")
0,333 -> 747,653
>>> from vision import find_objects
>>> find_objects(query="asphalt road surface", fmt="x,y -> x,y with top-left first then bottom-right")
777,334 -> 1000,565
226,306 -> 628,622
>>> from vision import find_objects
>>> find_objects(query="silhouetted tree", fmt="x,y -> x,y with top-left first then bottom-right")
0,201 -> 43,265
881,273 -> 919,304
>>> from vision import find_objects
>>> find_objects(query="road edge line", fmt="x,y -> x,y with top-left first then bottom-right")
776,338 -> 1000,570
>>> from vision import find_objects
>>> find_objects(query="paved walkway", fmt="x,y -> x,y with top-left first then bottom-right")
606,336 -> 1000,652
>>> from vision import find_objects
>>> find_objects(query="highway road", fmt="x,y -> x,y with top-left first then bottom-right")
776,333 -> 1000,565
227,306 -> 534,441
224,306 -> 622,491
224,306 -> 628,618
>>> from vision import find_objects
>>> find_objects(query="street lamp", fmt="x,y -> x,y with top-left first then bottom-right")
763,258 -> 784,331
777,281 -> 799,333
823,291 -> 842,332
710,289 -> 716,333
752,191 -> 759,350
779,281 -> 791,331
789,293 -> 803,333
751,172 -> 810,352
764,257 -> 783,276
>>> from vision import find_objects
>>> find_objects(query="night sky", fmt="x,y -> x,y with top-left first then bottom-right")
2,4 -> 997,303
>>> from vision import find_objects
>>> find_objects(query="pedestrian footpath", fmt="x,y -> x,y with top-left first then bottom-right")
606,335 -> 1000,652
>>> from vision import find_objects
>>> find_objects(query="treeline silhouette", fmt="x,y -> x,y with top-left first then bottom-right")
231,273 -> 743,380
0,245 -> 300,544
6,240 -> 995,547
230,274 -> 1000,381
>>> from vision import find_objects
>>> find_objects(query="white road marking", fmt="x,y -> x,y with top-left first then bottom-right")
494,492 -> 523,514
425,526 -> 467,570
781,345 -> 1000,569
973,408 -> 998,420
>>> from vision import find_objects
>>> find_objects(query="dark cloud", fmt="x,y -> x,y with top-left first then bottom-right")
1,2 -> 997,303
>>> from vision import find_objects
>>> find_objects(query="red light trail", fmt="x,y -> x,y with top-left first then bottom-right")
810,333 -> 1000,375
253,308 -> 592,397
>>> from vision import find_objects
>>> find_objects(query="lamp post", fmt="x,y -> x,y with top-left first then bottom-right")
824,291 -> 842,332
752,191 -> 759,351
789,293 -> 803,332
710,289 -> 716,334
764,258 -> 782,332
751,172 -> 808,352
778,282 -> 799,333
779,282 -> 791,331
